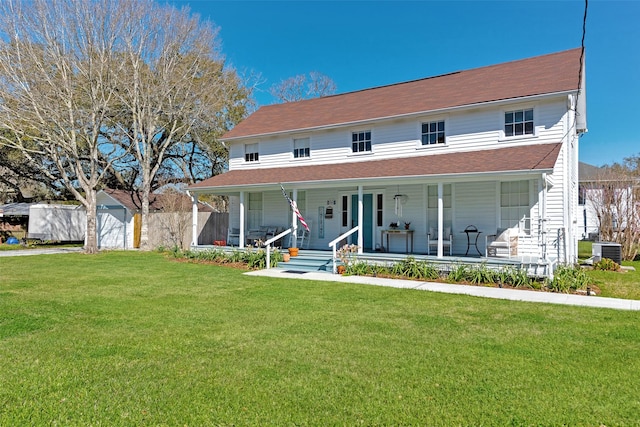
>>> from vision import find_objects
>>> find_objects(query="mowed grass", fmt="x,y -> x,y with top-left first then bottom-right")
579,240 -> 640,300
1,252 -> 639,425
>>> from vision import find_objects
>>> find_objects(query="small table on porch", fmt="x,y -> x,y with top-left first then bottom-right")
381,229 -> 414,254
462,226 -> 482,256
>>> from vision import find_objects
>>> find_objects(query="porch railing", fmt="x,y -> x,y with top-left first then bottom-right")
264,227 -> 293,270
328,226 -> 360,274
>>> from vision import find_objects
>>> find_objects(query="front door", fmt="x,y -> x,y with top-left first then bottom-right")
351,194 -> 373,250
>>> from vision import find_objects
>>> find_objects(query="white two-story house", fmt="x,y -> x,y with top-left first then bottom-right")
188,48 -> 587,274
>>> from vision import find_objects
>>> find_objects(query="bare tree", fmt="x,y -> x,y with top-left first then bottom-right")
584,161 -> 640,260
269,71 -> 337,103
0,137 -> 56,203
0,0 -> 251,252
112,0 -> 250,250
0,0 -> 129,253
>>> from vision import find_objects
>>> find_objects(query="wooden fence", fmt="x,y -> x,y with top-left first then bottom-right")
147,211 -> 228,249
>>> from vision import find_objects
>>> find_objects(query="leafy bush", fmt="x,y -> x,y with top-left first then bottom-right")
388,257 -> 440,280
346,261 -> 374,276
546,264 -> 593,293
447,264 -> 471,283
467,264 -> 495,285
161,246 -> 284,270
495,266 -> 534,288
593,258 -> 620,272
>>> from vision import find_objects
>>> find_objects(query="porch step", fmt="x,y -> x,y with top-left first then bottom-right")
278,250 -> 335,273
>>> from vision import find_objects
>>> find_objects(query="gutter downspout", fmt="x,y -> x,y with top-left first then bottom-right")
541,173 -> 552,279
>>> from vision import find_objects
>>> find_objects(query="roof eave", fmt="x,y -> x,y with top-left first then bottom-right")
189,167 -> 555,194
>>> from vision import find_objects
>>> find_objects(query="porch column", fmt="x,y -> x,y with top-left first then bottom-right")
292,188 -> 298,247
437,182 -> 444,258
357,185 -> 363,254
189,191 -> 198,247
239,191 -> 245,248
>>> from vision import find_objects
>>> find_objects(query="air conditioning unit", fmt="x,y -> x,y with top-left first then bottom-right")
592,242 -> 622,265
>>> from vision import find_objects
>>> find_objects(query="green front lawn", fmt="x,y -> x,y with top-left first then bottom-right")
578,240 -> 640,299
0,243 -> 26,251
1,252 -> 639,425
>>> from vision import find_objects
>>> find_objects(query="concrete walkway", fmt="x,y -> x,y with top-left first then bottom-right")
0,247 -> 84,257
247,269 -> 640,311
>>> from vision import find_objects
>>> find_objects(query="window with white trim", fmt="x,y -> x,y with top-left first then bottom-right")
351,130 -> 371,153
247,192 -> 262,230
500,180 -> 530,233
293,138 -> 310,158
341,195 -> 348,227
245,143 -> 259,162
421,120 -> 445,145
504,108 -> 534,137
376,194 -> 383,227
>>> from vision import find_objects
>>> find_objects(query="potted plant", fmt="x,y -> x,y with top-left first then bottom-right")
336,243 -> 358,274
404,221 -> 411,230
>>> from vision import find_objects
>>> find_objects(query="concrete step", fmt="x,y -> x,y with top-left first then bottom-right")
278,253 -> 334,272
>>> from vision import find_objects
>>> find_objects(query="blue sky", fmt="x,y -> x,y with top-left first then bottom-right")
173,0 -> 639,167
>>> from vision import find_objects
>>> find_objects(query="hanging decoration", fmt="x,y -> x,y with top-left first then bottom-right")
393,186 -> 408,217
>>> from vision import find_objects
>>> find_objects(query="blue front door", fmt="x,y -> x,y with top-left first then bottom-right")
351,194 -> 373,250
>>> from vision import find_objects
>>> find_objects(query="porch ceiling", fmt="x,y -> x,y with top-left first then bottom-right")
189,143 -> 561,193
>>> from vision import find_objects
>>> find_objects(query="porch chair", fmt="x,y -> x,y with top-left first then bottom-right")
427,226 -> 453,256
227,227 -> 240,247
289,221 -> 312,249
485,226 -> 519,258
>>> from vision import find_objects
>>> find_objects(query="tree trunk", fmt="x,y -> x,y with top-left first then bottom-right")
139,177 -> 151,251
84,189 -> 99,254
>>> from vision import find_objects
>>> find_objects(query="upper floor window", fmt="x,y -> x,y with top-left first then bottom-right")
293,138 -> 310,158
504,108 -> 534,137
421,120 -> 445,145
245,143 -> 259,162
351,130 -> 371,153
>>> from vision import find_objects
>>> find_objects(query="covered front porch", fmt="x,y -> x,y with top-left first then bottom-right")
186,144 -> 570,278
188,179 -> 564,278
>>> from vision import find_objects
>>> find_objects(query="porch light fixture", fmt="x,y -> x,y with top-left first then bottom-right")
393,187 -> 408,217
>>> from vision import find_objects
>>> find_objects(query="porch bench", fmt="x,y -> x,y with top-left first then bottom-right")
485,226 -> 518,258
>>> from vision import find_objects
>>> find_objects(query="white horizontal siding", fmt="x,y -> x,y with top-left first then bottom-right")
227,98 -> 570,171
535,100 -> 567,143
453,182 -> 497,255
544,144 -> 567,261
446,109 -> 502,150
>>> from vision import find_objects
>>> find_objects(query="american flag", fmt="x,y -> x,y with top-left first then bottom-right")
280,184 -> 310,231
